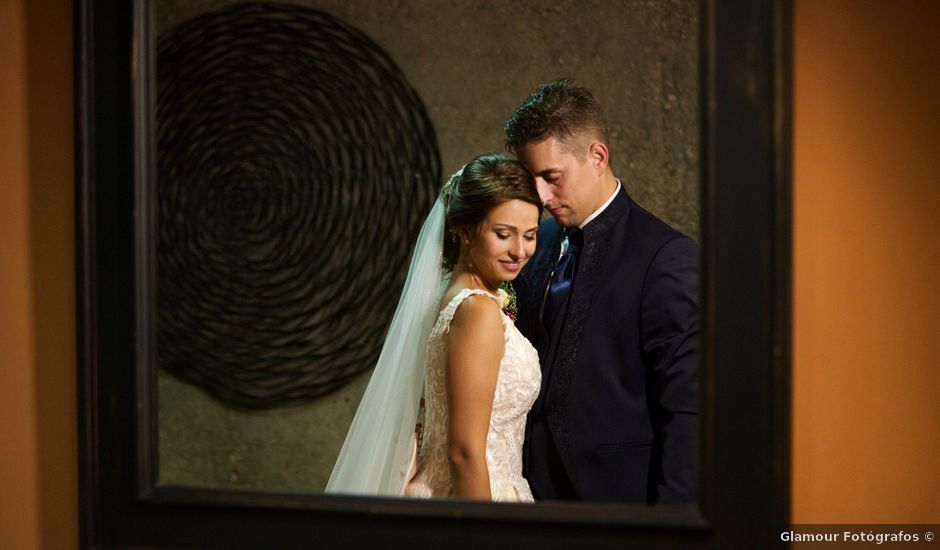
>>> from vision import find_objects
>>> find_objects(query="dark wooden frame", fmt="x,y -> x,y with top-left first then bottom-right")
76,0 -> 792,548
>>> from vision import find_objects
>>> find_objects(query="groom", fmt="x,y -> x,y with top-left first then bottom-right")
506,79 -> 698,504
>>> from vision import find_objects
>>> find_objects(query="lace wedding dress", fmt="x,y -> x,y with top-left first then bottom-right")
405,288 -> 541,502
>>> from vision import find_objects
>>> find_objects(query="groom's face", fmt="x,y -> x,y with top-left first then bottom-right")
517,136 -> 605,228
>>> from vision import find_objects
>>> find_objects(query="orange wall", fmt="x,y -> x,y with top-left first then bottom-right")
0,0 -> 76,548
0,0 -> 40,543
793,0 -> 940,523
1,0 -> 938,546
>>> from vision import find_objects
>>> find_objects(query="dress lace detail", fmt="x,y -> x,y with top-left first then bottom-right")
405,288 -> 541,502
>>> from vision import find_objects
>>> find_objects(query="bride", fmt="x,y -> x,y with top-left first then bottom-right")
326,153 -> 542,502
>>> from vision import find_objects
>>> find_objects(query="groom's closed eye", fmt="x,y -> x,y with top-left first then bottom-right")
538,170 -> 561,183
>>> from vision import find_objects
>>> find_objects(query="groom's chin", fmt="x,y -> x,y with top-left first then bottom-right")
549,212 -> 576,228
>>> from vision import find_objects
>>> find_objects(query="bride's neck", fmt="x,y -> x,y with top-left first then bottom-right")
451,266 -> 499,294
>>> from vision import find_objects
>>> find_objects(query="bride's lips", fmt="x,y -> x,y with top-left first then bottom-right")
500,260 -> 524,272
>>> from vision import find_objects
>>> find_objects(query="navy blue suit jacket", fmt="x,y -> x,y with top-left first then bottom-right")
514,186 -> 699,504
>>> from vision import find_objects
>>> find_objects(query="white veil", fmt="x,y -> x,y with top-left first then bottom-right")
325,175 -> 457,496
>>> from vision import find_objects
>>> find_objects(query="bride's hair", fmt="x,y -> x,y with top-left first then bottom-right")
439,153 -> 541,271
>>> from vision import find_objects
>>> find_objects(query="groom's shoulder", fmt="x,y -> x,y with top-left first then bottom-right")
625,197 -> 695,247
614,197 -> 698,268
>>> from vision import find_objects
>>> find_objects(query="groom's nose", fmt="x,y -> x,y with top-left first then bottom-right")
535,179 -> 553,204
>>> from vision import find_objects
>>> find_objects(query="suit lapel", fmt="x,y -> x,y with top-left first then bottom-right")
545,187 -> 632,460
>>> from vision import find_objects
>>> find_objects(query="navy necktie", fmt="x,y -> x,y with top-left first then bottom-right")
542,227 -> 583,332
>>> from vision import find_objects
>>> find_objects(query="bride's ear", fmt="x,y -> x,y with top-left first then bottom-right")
456,226 -> 471,246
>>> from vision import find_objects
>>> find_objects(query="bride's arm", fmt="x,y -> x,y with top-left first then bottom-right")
445,295 -> 504,500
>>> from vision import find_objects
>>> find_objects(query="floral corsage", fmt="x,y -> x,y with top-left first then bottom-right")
497,281 -> 518,322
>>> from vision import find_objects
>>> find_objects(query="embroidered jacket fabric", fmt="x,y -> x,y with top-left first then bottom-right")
405,288 -> 541,502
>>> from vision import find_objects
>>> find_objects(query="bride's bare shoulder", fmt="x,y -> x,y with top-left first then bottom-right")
450,293 -> 500,331
439,282 -> 498,312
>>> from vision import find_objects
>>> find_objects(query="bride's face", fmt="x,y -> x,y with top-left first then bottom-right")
464,199 -> 540,286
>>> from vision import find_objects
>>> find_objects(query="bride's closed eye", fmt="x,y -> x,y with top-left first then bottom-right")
496,232 -> 534,242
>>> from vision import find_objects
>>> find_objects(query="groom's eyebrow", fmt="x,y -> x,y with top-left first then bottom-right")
534,168 -> 564,181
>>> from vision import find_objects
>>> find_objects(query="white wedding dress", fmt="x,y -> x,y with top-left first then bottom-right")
405,288 -> 541,502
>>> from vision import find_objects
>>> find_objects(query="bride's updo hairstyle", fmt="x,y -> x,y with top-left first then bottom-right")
439,153 -> 541,272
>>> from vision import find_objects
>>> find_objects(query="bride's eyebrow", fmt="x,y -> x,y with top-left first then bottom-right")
492,224 -> 538,233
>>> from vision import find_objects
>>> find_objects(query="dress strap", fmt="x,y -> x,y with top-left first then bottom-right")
437,288 -> 500,334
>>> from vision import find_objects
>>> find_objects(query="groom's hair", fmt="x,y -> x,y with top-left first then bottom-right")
504,78 -> 609,159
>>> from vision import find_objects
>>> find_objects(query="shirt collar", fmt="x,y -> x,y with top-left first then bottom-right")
560,179 -> 621,256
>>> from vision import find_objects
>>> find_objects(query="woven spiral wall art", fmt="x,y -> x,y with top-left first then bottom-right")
156,2 -> 441,409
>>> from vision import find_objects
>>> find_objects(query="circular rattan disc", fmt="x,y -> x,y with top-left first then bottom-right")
156,2 -> 441,409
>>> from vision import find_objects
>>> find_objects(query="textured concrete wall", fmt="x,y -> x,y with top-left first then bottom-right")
156,0 -> 699,492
